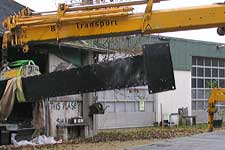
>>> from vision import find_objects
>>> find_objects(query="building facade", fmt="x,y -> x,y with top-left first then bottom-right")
94,35 -> 225,129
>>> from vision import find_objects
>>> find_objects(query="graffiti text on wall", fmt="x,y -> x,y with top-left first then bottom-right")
50,101 -> 77,110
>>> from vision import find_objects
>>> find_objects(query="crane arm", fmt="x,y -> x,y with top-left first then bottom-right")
208,88 -> 225,132
2,1 -> 225,52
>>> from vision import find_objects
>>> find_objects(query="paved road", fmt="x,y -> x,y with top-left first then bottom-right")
126,130 -> 225,150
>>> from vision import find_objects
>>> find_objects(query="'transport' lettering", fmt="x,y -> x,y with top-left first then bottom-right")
76,20 -> 118,29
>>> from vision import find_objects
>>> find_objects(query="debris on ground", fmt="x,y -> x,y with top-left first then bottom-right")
11,134 -> 62,146
0,124 -> 224,150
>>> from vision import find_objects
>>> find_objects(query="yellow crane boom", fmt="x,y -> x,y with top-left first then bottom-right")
2,0 -> 225,52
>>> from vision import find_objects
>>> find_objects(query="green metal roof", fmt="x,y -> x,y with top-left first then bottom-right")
149,35 -> 225,71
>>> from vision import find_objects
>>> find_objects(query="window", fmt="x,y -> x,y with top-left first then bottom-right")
197,58 -> 203,65
197,79 -> 204,88
192,78 -> 196,88
219,69 -> 225,77
205,89 -> 211,99
212,69 -> 218,77
192,67 -> 196,76
205,68 -> 211,77
197,68 -> 204,77
192,89 -> 196,99
212,59 -> 218,66
196,89 -> 204,99
205,58 -> 211,66
205,79 -> 211,88
219,60 -> 225,67
219,80 -> 225,88
192,57 -> 225,110
196,101 -> 204,110
192,101 -> 196,110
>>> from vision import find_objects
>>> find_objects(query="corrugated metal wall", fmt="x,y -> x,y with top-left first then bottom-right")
96,87 -> 156,129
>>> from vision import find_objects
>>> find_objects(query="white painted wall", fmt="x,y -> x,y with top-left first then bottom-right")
48,97 -> 82,137
48,53 -> 82,137
156,70 -> 191,122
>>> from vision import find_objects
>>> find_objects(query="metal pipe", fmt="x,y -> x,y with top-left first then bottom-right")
17,7 -> 133,26
67,0 -> 147,11
60,12 -> 131,22
215,104 -> 225,107
29,0 -> 170,15
63,7 -> 133,17
17,12 -> 131,27
30,0 -> 145,15
32,10 -> 57,16
19,7 -> 133,22
18,14 -> 57,22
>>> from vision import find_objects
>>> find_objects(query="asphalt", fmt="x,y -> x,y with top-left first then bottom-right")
126,130 -> 225,150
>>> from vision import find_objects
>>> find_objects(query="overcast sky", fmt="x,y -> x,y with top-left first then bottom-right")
14,0 -> 225,43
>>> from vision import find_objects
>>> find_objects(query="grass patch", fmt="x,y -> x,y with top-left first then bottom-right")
90,124 -> 214,142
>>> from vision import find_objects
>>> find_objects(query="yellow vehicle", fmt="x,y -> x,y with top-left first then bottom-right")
208,88 -> 225,132
2,0 -> 225,53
